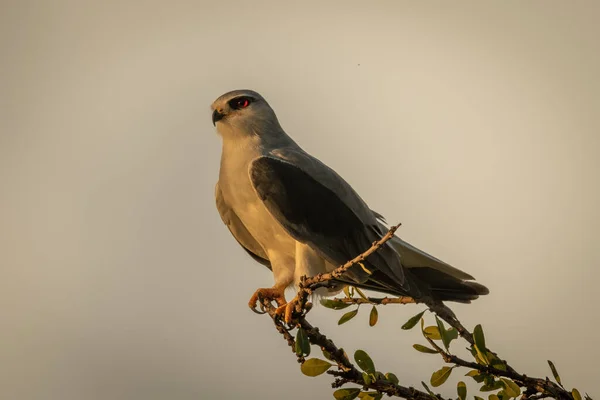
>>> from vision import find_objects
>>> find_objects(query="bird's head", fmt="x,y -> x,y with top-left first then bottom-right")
210,89 -> 282,138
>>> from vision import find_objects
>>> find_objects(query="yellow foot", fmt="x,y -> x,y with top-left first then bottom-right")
274,295 -> 300,324
248,287 -> 287,314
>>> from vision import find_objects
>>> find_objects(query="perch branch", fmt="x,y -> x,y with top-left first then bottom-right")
260,297 -> 447,400
252,223 -> 585,400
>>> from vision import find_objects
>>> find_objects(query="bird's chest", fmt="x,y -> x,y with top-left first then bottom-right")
219,146 -> 295,257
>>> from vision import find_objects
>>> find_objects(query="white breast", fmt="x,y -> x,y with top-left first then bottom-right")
218,137 -> 296,260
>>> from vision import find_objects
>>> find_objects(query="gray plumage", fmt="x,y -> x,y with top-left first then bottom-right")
212,89 -> 488,308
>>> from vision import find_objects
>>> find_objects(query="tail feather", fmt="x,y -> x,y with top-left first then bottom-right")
332,213 -> 490,304
371,215 -> 489,303
410,266 -> 489,303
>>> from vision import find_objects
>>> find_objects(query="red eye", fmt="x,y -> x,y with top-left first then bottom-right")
229,96 -> 253,110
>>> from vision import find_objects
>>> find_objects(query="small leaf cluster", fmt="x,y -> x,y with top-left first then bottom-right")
293,291 -> 592,400
321,287 -> 379,327
333,350 -> 399,400
299,346 -> 398,400
400,309 -> 590,400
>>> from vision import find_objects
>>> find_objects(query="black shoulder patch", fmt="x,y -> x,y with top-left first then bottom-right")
250,156 -> 363,239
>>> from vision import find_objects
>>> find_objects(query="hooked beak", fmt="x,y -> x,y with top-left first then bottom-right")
212,109 -> 225,126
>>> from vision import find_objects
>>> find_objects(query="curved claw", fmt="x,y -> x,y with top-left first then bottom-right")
248,287 -> 287,316
248,296 -> 267,314
250,306 -> 266,315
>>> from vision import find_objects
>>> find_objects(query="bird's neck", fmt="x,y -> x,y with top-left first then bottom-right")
219,121 -> 298,155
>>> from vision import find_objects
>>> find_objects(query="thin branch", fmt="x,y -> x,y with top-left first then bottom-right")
420,311 -> 569,398
301,223 -> 402,288
260,297 -> 446,400
439,349 -> 567,399
253,223 -> 583,400
336,296 -> 416,305
292,223 -> 402,315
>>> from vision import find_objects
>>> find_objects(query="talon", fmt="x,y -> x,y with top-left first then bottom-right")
274,295 -> 300,324
248,287 -> 287,315
250,306 -> 266,315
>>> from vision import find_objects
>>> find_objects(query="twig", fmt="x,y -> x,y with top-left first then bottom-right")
301,223 -> 402,289
293,223 -> 402,314
420,313 -> 569,398
260,297 -> 446,400
336,296 -> 416,305
253,223 -> 583,400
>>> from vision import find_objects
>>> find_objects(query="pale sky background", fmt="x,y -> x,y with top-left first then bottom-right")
1,1 -> 599,399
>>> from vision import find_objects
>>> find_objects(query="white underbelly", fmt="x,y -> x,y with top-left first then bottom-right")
220,166 -> 341,293
225,176 -> 297,260
218,141 -> 341,293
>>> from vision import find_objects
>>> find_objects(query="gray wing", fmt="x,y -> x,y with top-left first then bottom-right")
215,183 -> 271,270
248,149 -> 410,293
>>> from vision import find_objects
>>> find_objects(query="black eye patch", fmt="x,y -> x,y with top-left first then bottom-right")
228,96 -> 254,110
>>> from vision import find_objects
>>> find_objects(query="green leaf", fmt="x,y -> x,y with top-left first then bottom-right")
474,397 -> 484,400
472,324 -> 491,365
369,306 -> 378,327
572,389 -> 582,400
362,372 -> 372,385
480,381 -> 504,392
360,394 -> 382,400
385,372 -> 399,384
355,287 -> 369,301
413,344 -> 439,354
435,316 -> 451,350
547,360 -> 562,385
430,366 -> 453,387
447,328 -> 459,342
496,390 -> 508,400
457,381 -> 467,400
354,350 -> 375,374
474,344 -> 489,365
489,395 -> 499,400
295,328 -> 310,356
401,310 -> 426,330
358,392 -> 382,400
465,370 -> 486,383
300,358 -> 333,377
489,352 -> 507,371
468,346 -> 478,358
421,381 -> 435,396
500,378 -> 521,398
343,286 -> 352,298
321,299 -> 352,310
473,324 -> 486,351
322,349 -> 334,361
333,388 -> 361,400
423,326 -> 442,340
338,309 -> 359,325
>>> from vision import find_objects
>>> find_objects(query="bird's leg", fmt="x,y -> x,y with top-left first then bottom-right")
250,255 -> 297,320
248,286 -> 287,314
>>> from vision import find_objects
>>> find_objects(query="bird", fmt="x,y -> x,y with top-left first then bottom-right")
212,89 -> 488,323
